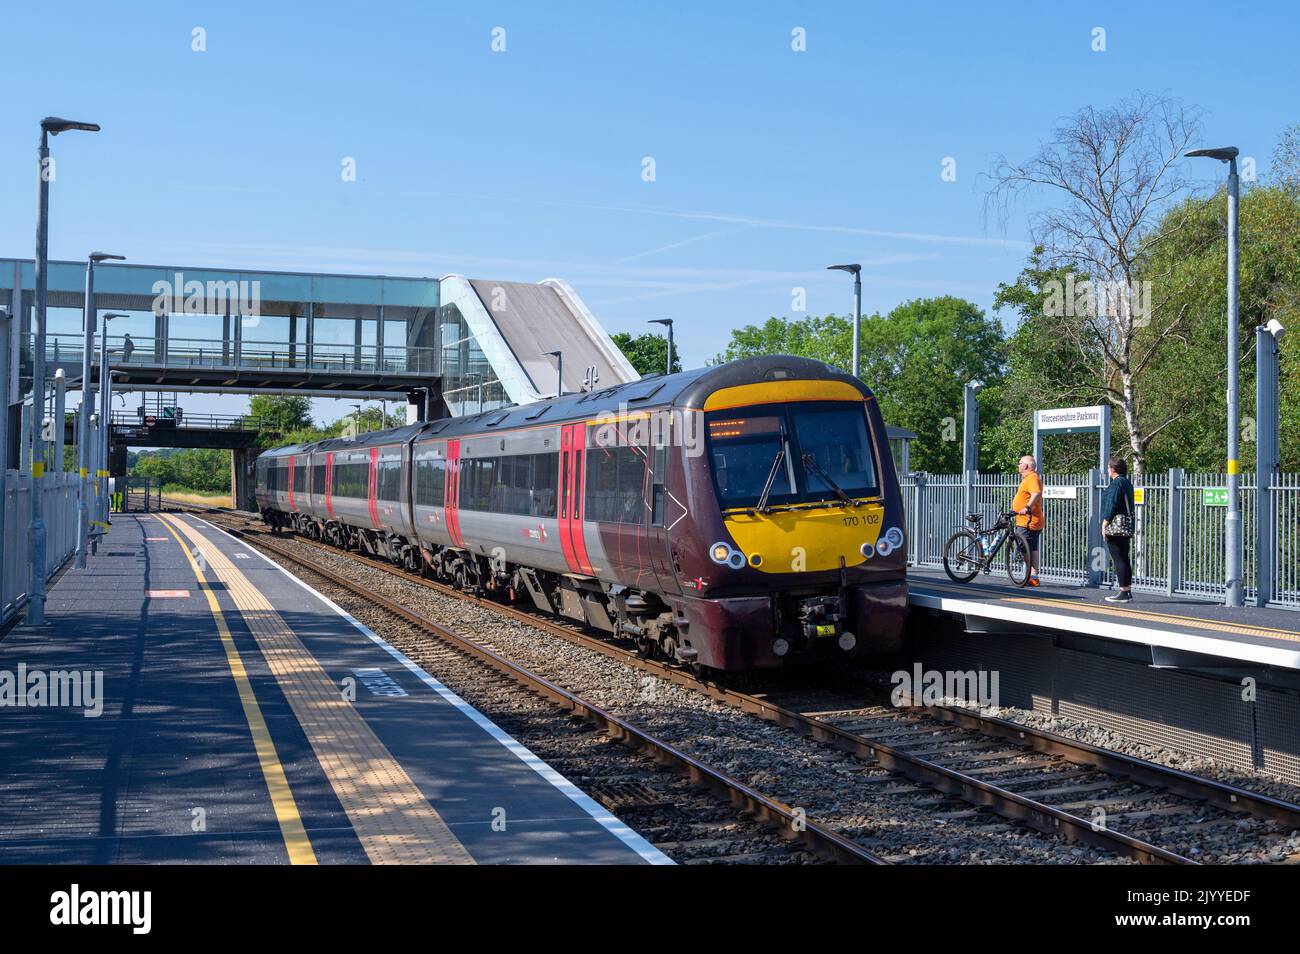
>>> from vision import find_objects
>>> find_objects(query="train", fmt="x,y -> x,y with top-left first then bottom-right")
254,355 -> 908,672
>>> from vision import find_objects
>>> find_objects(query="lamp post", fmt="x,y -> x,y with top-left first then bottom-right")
96,313 -> 127,535
77,252 -> 124,568
1186,145 -> 1243,607
649,318 -> 675,375
29,115 -> 101,624
351,402 -> 362,437
543,350 -> 563,399
827,264 -> 862,377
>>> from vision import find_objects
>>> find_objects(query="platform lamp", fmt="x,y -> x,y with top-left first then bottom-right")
29,116 -> 101,623
648,318 -> 674,375
76,252 -> 125,568
827,264 -> 862,378
543,350 -> 563,399
1185,145 -> 1243,607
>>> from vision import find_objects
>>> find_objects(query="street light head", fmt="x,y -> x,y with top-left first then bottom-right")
89,252 -> 125,263
1265,318 -> 1286,340
1185,146 -> 1239,162
41,117 -> 101,135
649,318 -> 673,327
827,263 -> 861,275
103,312 -> 128,321
967,379 -> 985,392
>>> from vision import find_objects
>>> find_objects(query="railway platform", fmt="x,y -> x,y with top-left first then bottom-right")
908,567 -> 1300,674
0,513 -> 669,865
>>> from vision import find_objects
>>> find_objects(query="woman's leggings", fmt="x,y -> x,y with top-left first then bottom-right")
1106,535 -> 1132,588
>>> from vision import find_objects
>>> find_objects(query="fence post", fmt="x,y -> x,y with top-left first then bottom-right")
913,472 -> 928,565
963,468 -> 975,523
1086,466 -> 1101,587
1167,467 -> 1184,596
1257,470 -> 1274,607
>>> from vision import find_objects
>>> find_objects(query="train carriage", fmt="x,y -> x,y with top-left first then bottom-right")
255,355 -> 908,672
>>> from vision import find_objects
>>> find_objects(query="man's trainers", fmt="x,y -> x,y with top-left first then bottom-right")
1105,591 -> 1133,603
1027,577 -> 1040,587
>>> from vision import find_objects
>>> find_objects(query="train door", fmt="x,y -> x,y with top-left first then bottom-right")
445,439 -> 464,548
648,427 -> 683,596
558,423 -> 595,575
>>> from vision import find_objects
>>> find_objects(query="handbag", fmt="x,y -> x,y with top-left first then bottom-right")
1108,481 -> 1134,538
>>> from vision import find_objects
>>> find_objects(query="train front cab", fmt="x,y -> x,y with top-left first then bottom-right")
671,375 -> 908,670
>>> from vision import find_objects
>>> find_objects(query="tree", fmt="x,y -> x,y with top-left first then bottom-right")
611,331 -> 680,376
715,300 -> 1004,472
987,94 -> 1202,477
715,314 -> 854,369
248,394 -> 312,435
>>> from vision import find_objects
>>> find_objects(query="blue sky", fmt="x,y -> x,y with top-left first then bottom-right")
2,1 -> 1296,421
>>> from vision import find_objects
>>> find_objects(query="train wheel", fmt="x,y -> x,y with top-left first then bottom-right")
942,530 -> 982,583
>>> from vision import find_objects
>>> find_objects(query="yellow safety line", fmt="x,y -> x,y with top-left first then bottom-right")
152,514 -> 317,864
159,513 -> 475,865
917,578 -> 1300,644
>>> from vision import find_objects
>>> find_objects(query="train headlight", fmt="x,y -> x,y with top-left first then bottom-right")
885,526 -> 904,549
876,538 -> 894,557
710,542 -> 750,570
860,542 -> 876,559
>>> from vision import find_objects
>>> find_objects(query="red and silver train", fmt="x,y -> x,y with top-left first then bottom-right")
255,356 -> 908,672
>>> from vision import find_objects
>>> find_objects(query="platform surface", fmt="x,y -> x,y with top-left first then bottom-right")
908,566 -> 1300,671
0,513 -> 668,865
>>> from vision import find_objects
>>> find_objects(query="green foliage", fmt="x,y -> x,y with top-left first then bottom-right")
248,394 -> 313,440
715,300 -> 1006,472
611,331 -> 681,376
131,448 -> 231,494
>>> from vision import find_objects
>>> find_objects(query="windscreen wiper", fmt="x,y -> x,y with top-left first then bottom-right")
802,453 -> 854,506
755,448 -> 787,513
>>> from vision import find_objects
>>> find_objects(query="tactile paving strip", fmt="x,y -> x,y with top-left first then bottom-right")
158,514 -> 475,865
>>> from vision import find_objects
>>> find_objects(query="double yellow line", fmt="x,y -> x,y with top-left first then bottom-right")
153,514 -> 317,864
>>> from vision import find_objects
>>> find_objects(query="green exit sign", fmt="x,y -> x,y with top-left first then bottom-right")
1203,487 -> 1229,507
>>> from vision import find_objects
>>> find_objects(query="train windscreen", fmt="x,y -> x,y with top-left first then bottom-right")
706,402 -> 878,510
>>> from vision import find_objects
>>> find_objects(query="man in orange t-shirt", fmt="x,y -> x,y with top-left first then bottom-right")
1012,455 -> 1044,586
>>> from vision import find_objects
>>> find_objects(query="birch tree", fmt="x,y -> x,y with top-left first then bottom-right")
987,94 -> 1202,477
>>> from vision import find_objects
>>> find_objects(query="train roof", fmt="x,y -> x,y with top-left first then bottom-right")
258,355 -> 873,457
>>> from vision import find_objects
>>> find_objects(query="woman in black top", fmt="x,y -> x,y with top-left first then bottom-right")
1100,456 -> 1136,603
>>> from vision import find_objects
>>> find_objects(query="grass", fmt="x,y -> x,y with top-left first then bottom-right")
159,488 -> 234,509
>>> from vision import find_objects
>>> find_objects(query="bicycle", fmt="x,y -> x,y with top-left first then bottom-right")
942,510 -> 1033,586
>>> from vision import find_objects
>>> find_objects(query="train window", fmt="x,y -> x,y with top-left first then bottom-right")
332,459 -> 369,498
377,452 -> 402,501
292,461 -> 307,493
313,463 -> 326,495
586,444 -> 647,524
650,444 -> 668,526
414,454 -> 446,507
457,453 -> 558,517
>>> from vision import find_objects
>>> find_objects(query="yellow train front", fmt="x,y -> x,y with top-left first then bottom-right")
663,356 -> 908,669
254,355 -> 908,673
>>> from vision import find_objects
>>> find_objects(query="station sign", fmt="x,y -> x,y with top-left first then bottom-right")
1035,406 -> 1107,435
1203,487 -> 1229,507
1042,485 -> 1077,500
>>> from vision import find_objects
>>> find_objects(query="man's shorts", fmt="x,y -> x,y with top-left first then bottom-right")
1016,527 -> 1041,552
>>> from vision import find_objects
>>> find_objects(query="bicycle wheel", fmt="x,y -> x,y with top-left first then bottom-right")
1005,532 -> 1031,587
943,529 -> 983,582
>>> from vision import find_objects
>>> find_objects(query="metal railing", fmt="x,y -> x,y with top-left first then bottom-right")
2,471 -> 80,625
110,410 -> 264,431
42,332 -> 437,376
902,469 -> 1278,606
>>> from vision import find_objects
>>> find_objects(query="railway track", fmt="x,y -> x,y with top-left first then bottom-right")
173,503 -> 1300,864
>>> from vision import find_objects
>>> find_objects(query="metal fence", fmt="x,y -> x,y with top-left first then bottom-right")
2,470 -> 80,624
901,469 -> 1283,606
